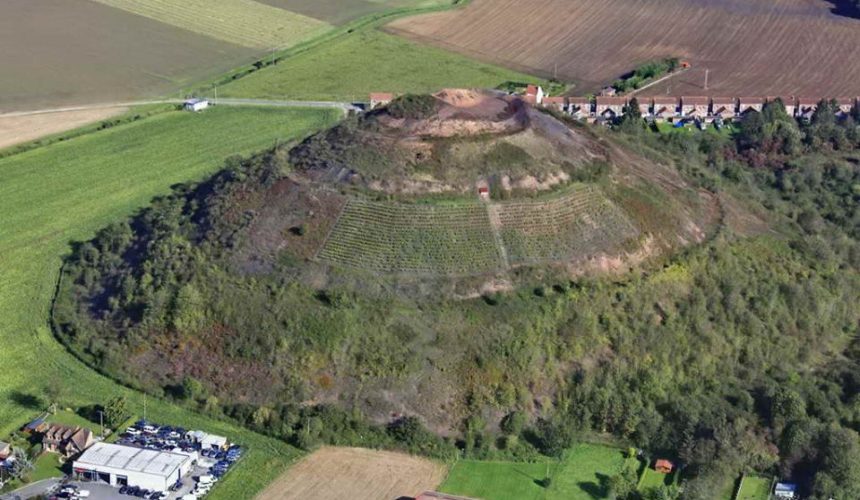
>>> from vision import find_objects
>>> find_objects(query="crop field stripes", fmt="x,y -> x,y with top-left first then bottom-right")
317,198 -> 504,275
88,0 -> 331,49
318,185 -> 640,275
497,185 -> 639,266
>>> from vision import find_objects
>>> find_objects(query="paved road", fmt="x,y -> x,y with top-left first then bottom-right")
0,477 -> 61,500
0,98 -> 361,118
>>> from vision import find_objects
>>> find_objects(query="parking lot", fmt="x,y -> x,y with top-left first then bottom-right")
82,420 -> 242,499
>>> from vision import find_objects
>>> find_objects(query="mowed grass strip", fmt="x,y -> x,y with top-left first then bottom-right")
0,106 -> 339,499
441,444 -> 634,500
88,0 -> 331,49
221,29 -> 545,101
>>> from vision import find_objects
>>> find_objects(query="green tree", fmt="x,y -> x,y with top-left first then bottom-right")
104,395 -> 129,428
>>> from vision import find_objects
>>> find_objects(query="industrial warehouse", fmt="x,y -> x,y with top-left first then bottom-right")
72,442 -> 196,493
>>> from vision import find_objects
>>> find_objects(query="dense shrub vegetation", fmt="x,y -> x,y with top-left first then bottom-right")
53,99 -> 860,499
613,58 -> 680,92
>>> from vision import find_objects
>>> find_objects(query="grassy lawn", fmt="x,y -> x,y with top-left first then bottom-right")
638,467 -> 673,491
30,452 -> 66,482
221,28 -> 545,102
735,475 -> 772,500
0,106 -> 339,499
440,444 -> 635,500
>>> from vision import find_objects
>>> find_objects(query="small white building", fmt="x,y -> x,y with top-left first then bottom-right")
183,98 -> 210,112
187,430 -> 227,450
773,482 -> 797,499
73,442 -> 195,492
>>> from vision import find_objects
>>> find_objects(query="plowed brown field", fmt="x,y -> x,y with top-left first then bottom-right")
256,447 -> 447,500
387,0 -> 860,96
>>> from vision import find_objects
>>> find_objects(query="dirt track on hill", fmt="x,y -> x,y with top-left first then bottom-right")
0,108 -> 126,150
256,447 -> 447,500
387,0 -> 860,96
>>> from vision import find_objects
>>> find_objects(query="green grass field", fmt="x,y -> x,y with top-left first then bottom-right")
0,106 -> 339,499
638,467 -> 673,491
89,0 -> 331,49
735,475 -> 772,500
441,444 -> 636,500
221,28 -> 545,101
259,0 -> 454,25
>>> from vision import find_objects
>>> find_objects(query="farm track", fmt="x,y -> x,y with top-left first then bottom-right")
0,99 -> 359,119
388,0 -> 860,96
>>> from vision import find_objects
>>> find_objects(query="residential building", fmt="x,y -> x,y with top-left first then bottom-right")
797,98 -> 819,121
652,97 -> 678,121
738,97 -> 765,114
835,97 -> 855,117
681,96 -> 709,120
541,96 -> 566,112
636,97 -> 653,117
524,84 -> 544,105
773,482 -> 798,499
595,96 -> 627,120
43,424 -> 94,458
568,97 -> 591,119
654,459 -> 674,474
768,96 -> 796,117
711,97 -> 737,120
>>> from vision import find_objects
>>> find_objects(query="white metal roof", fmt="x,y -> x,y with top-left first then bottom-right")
75,442 -> 190,478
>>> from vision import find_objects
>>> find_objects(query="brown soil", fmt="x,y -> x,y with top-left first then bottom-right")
256,447 -> 447,500
387,0 -> 860,97
0,108 -> 126,150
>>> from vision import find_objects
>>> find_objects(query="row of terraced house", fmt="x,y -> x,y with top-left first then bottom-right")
526,87 -> 858,124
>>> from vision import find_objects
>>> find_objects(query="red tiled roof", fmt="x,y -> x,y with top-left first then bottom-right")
653,97 -> 678,105
711,97 -> 735,104
370,92 -> 394,101
595,96 -> 627,105
543,96 -> 566,104
681,96 -> 709,106
738,97 -> 765,104
525,84 -> 539,96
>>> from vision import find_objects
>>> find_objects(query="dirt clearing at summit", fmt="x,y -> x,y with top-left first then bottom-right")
256,447 -> 447,500
387,0 -> 860,96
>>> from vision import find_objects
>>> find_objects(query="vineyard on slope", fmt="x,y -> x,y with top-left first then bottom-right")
318,185 -> 640,275
498,185 -> 639,266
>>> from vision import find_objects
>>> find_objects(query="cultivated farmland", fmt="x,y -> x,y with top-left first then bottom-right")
0,0 -> 257,112
0,106 -> 339,499
387,0 -> 860,96
256,447 -> 447,500
258,0 -> 455,25
89,0 -> 330,49
221,29 -> 544,101
0,107 -> 126,150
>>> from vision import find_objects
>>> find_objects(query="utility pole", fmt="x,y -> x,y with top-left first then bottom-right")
214,85 -> 218,105
97,410 -> 104,437
704,68 -> 709,91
